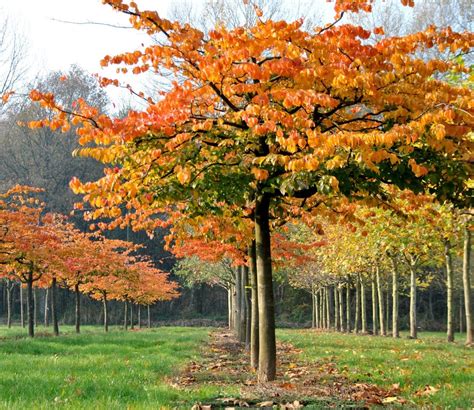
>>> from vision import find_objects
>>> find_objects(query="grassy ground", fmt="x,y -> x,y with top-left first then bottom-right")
0,325 -> 235,409
0,325 -> 472,408
279,329 -> 474,408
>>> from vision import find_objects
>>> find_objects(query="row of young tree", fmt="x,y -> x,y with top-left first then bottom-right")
3,0 -> 472,383
0,185 -> 178,337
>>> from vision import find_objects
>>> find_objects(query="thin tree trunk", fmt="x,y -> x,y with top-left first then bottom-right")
51,277 -> 59,336
239,266 -> 247,343
372,275 -> 378,335
311,286 -> 316,328
334,285 -> 340,331
361,277 -> 367,334
103,294 -> 108,332
321,287 -> 326,329
228,287 -> 233,330
462,225 -> 472,346
147,305 -> 151,328
354,279 -> 360,333
409,264 -> 417,339
138,305 -> 141,329
6,281 -> 12,328
316,289 -> 320,329
43,288 -> 49,328
255,193 -> 276,382
234,268 -> 242,339
346,283 -> 351,333
124,302 -> 128,330
130,303 -> 134,329
444,241 -> 454,342
325,286 -> 331,329
376,265 -> 386,336
75,284 -> 81,334
249,241 -> 259,369
243,266 -> 251,348
33,287 -> 37,329
338,286 -> 344,332
391,257 -> 399,338
27,272 -> 34,337
20,285 -> 24,328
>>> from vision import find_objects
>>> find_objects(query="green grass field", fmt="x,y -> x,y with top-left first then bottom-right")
0,325 -> 472,408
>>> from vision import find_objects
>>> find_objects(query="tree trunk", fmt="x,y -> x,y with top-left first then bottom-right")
391,257 -> 399,338
51,277 -> 59,336
321,287 -> 326,329
462,225 -> 472,346
20,285 -> 25,328
130,303 -> 134,329
103,293 -> 109,332
33,287 -> 37,329
338,286 -> 344,332
238,266 -> 247,343
6,281 -> 12,328
27,272 -> 34,337
409,265 -> 417,339
243,266 -> 251,348
334,285 -> 340,331
316,289 -> 321,329
354,279 -> 360,333
138,305 -> 141,329
124,302 -> 128,330
445,240 -> 455,342
255,193 -> 276,382
147,305 -> 151,328
228,287 -> 233,330
311,286 -> 316,328
43,288 -> 49,328
376,265 -> 386,336
75,283 -> 81,334
360,278 -> 367,334
372,275 -> 378,335
346,283 -> 351,333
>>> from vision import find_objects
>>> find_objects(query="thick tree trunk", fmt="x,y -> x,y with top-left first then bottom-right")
103,294 -> 109,332
391,257 -> 399,338
124,302 -> 128,330
445,241 -> 454,342
354,279 -> 360,333
334,285 -> 340,331
20,285 -> 25,328
249,241 -> 259,369
43,288 -> 49,328
360,278 -> 367,334
376,266 -> 386,336
27,272 -> 34,337
255,193 -> 276,382
51,277 -> 59,336
147,305 -> 151,328
409,265 -> 417,339
371,276 -> 378,335
462,225 -> 472,346
338,286 -> 344,332
75,284 -> 81,334
346,283 -> 351,333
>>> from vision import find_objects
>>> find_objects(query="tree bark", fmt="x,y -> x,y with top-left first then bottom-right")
391,257 -> 399,338
311,286 -> 316,328
445,240 -> 455,342
6,281 -> 13,328
43,288 -> 49,328
228,287 -> 233,330
376,265 -> 386,336
354,279 -> 360,333
124,301 -> 128,330
51,277 -> 59,336
334,285 -> 340,331
371,275 -> 378,335
360,277 -> 367,334
130,303 -> 134,329
346,283 -> 351,333
338,286 -> 344,332
33,287 -> 37,329
326,286 -> 331,329
255,193 -> 276,382
103,293 -> 109,332
147,305 -> 151,328
20,285 -> 24,328
409,264 -> 417,339
27,272 -> 34,337
321,287 -> 326,329
75,284 -> 81,334
243,266 -> 251,348
462,225 -> 472,346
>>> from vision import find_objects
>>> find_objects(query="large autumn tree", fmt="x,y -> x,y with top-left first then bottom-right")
30,0 -> 473,381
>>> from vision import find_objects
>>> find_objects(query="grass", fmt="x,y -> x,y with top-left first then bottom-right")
0,325 -> 472,408
0,325 -> 235,409
278,329 -> 474,408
